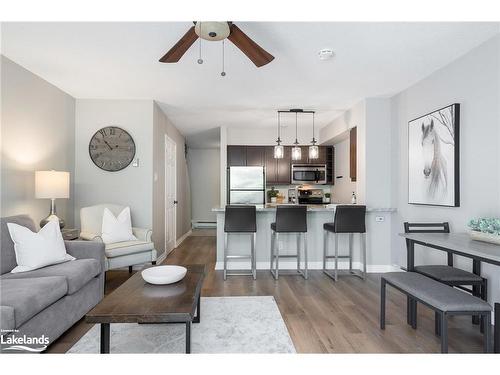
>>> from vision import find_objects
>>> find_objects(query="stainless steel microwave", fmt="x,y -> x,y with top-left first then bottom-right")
291,164 -> 327,185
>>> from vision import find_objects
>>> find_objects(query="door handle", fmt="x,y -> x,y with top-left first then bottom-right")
173,200 -> 178,205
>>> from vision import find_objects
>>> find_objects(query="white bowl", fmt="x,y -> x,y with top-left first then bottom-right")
141,265 -> 187,285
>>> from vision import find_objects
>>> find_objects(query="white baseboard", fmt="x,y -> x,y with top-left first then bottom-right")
191,220 -> 216,229
175,230 -> 192,247
156,252 -> 167,264
215,260 -> 403,273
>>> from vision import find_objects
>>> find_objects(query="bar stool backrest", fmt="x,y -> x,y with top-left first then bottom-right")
404,222 -> 450,233
224,205 -> 257,233
334,205 -> 366,233
275,205 -> 307,233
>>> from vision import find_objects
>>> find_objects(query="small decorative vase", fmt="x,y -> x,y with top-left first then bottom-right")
469,231 -> 500,245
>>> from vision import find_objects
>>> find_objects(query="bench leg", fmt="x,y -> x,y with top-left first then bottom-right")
380,279 -> 386,329
440,313 -> 448,354
484,313 -> 491,353
411,301 -> 417,329
472,260 -> 481,325
495,303 -> 500,354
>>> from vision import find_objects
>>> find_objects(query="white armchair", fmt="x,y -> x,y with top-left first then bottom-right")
80,204 -> 157,271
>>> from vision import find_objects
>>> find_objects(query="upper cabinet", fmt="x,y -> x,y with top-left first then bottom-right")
246,146 -> 266,166
350,126 -> 357,182
227,145 -> 334,185
227,146 -> 246,166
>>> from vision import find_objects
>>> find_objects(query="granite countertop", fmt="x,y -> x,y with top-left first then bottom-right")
212,204 -> 396,213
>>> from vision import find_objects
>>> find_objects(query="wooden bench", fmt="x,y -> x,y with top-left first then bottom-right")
380,272 -> 492,353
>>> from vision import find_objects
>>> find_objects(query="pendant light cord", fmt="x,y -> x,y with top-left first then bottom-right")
312,112 -> 316,144
277,112 -> 281,142
295,112 -> 299,145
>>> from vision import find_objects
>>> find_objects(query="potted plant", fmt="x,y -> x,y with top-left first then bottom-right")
468,218 -> 500,245
324,192 -> 331,203
267,187 -> 279,203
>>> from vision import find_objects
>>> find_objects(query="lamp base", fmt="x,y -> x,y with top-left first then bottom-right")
40,214 -> 65,229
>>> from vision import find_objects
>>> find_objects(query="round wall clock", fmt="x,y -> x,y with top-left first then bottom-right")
89,126 -> 136,172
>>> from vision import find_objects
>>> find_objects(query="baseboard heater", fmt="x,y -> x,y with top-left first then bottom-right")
192,221 -> 216,229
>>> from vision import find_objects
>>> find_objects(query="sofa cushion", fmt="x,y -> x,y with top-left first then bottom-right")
2,259 -> 101,295
0,277 -> 68,328
105,240 -> 154,258
0,305 -> 15,331
1,215 -> 36,274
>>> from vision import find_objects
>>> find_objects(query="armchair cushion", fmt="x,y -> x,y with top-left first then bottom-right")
80,203 -> 128,236
105,240 -> 155,258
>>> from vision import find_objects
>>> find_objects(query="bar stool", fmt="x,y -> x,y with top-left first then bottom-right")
270,205 -> 308,280
323,205 -> 366,281
224,205 -> 257,280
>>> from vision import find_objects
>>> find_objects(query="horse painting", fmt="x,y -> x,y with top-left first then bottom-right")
421,119 -> 447,200
408,103 -> 459,207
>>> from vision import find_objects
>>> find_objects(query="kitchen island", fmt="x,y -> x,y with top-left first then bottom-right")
212,204 -> 397,272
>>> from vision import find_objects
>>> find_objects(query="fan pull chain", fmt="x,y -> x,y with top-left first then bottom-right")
221,39 -> 226,77
197,22 -> 203,64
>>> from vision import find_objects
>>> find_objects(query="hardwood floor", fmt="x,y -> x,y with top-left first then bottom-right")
47,234 -> 488,353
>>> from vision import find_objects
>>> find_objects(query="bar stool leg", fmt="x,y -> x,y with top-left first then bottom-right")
275,233 -> 280,280
348,233 -> 353,273
323,230 -> 328,271
334,233 -> 339,281
296,233 -> 301,273
303,232 -> 308,279
252,233 -> 257,280
362,233 -> 367,280
484,313 -> 491,353
270,231 -> 275,274
223,233 -> 228,280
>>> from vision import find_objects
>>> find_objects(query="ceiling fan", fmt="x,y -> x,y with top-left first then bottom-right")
159,22 -> 274,67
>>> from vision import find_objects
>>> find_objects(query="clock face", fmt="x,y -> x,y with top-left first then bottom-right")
89,126 -> 136,172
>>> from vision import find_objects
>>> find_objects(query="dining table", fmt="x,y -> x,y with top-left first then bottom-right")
399,232 -> 500,353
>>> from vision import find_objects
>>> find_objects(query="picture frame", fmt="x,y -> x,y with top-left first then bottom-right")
408,103 -> 460,207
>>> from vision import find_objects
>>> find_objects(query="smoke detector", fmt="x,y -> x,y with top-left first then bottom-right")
318,48 -> 334,60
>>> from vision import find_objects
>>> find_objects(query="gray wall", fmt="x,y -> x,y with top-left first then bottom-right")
331,138 -> 357,203
74,99 -> 153,228
153,102 -> 191,256
187,148 -> 220,223
390,34 -> 500,304
1,56 -> 75,227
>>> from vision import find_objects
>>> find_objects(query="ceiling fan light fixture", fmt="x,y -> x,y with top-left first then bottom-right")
195,22 -> 230,41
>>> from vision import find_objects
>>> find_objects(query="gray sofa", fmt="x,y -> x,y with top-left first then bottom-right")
0,215 -> 105,352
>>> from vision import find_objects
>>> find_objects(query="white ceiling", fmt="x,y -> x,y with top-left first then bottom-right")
2,22 -> 499,145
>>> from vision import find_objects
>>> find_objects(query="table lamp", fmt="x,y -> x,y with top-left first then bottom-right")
35,170 -> 70,228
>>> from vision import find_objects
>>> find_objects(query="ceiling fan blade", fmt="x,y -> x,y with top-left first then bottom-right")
159,26 -> 198,63
227,24 -> 274,67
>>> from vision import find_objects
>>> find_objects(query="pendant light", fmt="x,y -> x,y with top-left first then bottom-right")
274,111 -> 284,159
309,112 -> 319,159
291,112 -> 302,161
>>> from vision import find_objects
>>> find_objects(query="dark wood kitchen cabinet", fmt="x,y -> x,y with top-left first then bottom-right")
228,145 -> 333,185
265,146 -> 278,184
350,126 -> 357,182
227,146 -> 246,166
246,146 -> 266,166
277,146 -> 291,184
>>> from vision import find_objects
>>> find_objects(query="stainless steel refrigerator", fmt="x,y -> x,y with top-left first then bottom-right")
227,166 -> 266,204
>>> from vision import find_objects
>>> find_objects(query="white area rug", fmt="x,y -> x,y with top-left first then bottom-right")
69,296 -> 295,353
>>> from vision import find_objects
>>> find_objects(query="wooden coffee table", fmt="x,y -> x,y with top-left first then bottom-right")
86,264 -> 205,354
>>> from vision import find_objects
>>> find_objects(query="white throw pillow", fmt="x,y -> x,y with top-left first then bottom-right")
101,207 -> 137,244
7,219 -> 75,273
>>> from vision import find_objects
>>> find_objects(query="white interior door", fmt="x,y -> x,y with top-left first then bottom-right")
165,135 -> 177,254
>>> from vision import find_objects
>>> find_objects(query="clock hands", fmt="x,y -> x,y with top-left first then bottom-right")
104,140 -> 114,151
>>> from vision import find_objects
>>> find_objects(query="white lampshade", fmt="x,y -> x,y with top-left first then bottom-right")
35,171 -> 70,199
